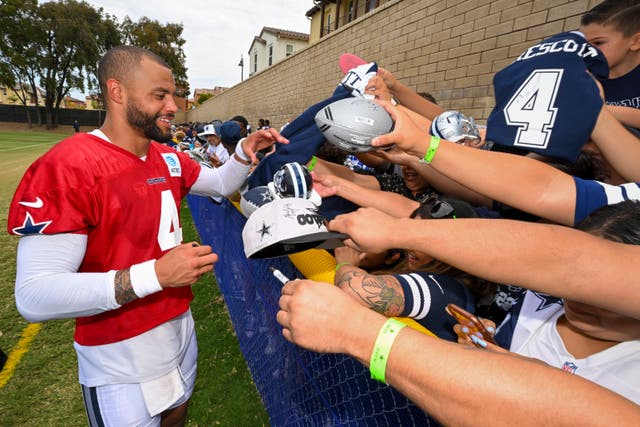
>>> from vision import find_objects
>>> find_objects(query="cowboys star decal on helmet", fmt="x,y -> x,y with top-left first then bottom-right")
430,110 -> 481,144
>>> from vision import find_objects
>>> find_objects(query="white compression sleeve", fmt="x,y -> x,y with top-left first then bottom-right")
189,155 -> 250,197
15,233 -> 121,322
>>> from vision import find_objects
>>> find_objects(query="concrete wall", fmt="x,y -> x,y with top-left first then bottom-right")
181,0 -> 600,129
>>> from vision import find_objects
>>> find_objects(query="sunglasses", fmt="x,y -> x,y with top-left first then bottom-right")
429,200 -> 456,219
416,194 -> 457,219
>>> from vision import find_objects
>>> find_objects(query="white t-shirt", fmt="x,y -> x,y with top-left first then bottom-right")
207,142 -> 230,165
510,292 -> 640,404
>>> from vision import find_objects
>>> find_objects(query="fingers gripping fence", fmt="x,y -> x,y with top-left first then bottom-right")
187,195 -> 438,426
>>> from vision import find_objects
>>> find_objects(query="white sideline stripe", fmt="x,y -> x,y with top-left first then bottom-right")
0,143 -> 54,152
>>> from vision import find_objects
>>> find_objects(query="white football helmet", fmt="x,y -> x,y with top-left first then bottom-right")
267,162 -> 321,206
430,111 -> 480,144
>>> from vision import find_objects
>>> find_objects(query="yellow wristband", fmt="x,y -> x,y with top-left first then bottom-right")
370,318 -> 406,383
419,135 -> 441,164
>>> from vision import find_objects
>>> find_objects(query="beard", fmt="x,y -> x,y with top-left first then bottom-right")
126,101 -> 172,143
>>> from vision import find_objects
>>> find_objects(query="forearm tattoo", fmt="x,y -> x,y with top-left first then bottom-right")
336,269 -> 404,316
114,269 -> 138,305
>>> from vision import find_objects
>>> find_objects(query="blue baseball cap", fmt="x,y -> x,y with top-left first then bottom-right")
219,121 -> 242,147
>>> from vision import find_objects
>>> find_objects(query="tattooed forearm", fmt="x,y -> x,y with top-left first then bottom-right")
336,269 -> 405,316
114,269 -> 138,305
360,275 -> 405,315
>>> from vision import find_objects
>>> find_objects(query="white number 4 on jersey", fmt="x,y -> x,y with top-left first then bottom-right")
158,190 -> 182,251
504,69 -> 563,149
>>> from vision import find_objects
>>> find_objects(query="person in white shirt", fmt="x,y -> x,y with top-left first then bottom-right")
199,123 -> 230,167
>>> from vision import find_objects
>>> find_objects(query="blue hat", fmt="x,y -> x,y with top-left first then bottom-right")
219,121 -> 242,147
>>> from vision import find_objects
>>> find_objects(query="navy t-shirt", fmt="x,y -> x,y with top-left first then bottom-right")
601,64 -> 640,134
602,64 -> 640,108
396,271 -> 475,342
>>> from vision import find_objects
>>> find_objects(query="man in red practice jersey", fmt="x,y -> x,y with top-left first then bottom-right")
7,45 -> 286,426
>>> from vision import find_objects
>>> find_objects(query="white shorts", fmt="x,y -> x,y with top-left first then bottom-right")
81,329 -> 198,427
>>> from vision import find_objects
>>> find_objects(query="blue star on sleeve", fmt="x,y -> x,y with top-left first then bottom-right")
12,212 -> 52,235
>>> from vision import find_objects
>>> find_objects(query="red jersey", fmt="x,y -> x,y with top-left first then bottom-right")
8,133 -> 201,345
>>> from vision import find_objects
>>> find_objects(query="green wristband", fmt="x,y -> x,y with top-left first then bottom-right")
419,135 -> 441,164
334,262 -> 351,271
307,155 -> 318,172
370,318 -> 406,383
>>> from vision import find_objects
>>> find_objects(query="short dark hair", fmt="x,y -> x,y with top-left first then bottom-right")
98,45 -> 170,108
230,115 -> 249,128
577,200 -> 640,245
418,92 -> 437,104
581,0 -> 640,37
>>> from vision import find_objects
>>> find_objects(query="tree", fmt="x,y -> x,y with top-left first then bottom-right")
0,0 -> 120,128
197,93 -> 214,105
121,16 -> 190,98
35,0 -> 120,128
1,0 -> 189,128
0,0 -> 43,127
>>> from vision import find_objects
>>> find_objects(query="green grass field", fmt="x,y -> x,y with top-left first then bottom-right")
0,128 -> 269,425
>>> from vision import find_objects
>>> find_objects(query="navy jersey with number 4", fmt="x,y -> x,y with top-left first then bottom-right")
487,31 -> 609,162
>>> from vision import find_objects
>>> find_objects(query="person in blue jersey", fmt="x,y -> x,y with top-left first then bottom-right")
581,0 -> 640,131
485,30 -> 609,162
332,197 -> 497,342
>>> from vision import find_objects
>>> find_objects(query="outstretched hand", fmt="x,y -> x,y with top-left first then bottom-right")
241,128 -> 289,164
377,67 -> 399,91
453,318 -> 502,349
365,75 -> 393,101
371,100 -> 430,158
311,171 -> 340,198
368,145 -> 419,166
329,207 -> 400,254
155,242 -> 218,288
334,245 -> 366,267
277,279 -> 383,355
